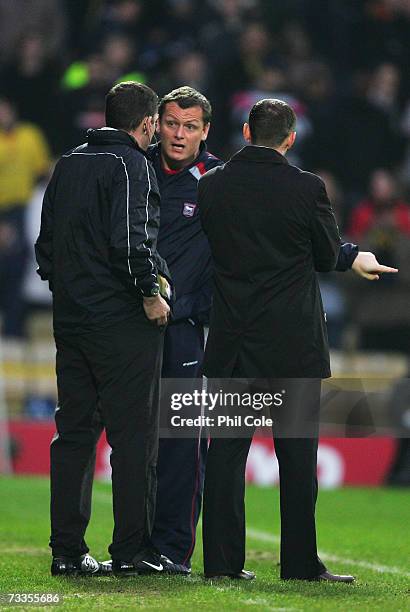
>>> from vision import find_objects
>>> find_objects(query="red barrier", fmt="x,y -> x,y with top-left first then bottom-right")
246,437 -> 395,488
8,421 -> 395,487
8,421 -> 108,476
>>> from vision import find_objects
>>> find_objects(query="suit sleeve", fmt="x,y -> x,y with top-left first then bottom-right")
109,157 -> 161,297
310,179 -> 341,272
35,169 -> 57,291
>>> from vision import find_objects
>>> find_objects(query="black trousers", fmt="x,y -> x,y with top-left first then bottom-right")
151,319 -> 207,566
50,316 -> 164,562
202,377 -> 327,580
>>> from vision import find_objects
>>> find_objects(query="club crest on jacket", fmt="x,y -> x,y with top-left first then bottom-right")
182,202 -> 197,217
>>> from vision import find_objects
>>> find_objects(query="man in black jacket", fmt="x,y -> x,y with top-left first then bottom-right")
35,82 -> 172,576
198,99 -> 396,582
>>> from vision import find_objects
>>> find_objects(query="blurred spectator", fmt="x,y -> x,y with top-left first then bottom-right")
0,33 -> 61,152
298,61 -> 339,176
155,51 -> 211,98
58,53 -> 111,152
61,33 -> 144,93
86,0 -> 145,48
229,65 -> 312,164
24,171 -> 54,309
334,69 -> 403,198
211,21 -> 280,155
166,0 -> 205,43
280,21 -> 314,69
367,62 -> 401,120
231,21 -> 275,90
200,0 -> 252,64
348,169 -> 410,242
400,99 -> 410,189
318,170 -> 345,233
0,0 -> 65,67
366,63 -> 407,165
351,0 -> 410,72
346,169 -> 410,352
58,34 -> 146,151
100,33 -> 143,84
0,98 -> 51,338
317,170 -> 347,348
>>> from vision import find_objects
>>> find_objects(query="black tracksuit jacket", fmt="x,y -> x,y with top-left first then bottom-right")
35,128 -> 170,334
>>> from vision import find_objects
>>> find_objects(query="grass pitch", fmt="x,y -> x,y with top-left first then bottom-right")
0,476 -> 409,611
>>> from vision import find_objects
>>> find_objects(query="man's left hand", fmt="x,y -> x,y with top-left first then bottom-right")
352,251 -> 398,280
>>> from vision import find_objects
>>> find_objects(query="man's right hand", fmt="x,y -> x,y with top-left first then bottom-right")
143,294 -> 170,326
352,251 -> 398,280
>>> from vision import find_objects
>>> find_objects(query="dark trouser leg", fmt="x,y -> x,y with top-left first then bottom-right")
51,318 -> 163,562
203,435 -> 253,575
79,411 -> 104,532
152,436 -> 207,565
202,362 -> 254,575
152,320 -> 206,566
272,378 -> 326,579
89,319 -> 164,562
274,437 -> 325,579
50,335 -> 100,557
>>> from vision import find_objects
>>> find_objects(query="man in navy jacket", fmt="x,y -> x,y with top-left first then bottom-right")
147,87 -> 221,571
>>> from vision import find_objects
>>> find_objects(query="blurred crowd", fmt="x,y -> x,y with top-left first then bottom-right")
1,0 -> 410,355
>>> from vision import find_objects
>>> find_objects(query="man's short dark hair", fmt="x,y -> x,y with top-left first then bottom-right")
248,99 -> 296,147
105,81 -> 158,131
159,86 -> 212,124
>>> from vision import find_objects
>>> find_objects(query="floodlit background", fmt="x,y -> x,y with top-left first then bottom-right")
0,0 -> 410,484
0,2 -> 409,609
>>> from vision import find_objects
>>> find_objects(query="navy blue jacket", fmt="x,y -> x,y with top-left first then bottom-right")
148,142 -> 222,321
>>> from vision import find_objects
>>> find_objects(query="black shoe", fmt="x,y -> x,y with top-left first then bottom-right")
317,571 -> 355,583
205,569 -> 256,581
160,555 -> 191,575
102,554 -> 190,576
112,552 -> 166,576
51,554 -> 104,576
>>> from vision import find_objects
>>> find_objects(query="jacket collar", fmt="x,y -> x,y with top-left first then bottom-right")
230,145 -> 288,165
87,128 -> 147,156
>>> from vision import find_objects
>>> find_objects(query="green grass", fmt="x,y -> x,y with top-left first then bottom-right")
0,477 -> 409,610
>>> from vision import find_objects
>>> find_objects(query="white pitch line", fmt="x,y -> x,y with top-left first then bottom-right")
246,527 -> 410,578
93,491 -> 410,578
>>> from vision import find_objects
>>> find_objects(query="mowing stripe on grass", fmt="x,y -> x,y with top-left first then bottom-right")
247,527 -> 410,578
93,491 -> 410,578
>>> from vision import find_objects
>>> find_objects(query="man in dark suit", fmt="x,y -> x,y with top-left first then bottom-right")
198,98 -> 354,582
